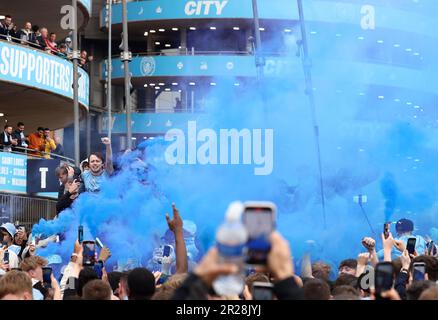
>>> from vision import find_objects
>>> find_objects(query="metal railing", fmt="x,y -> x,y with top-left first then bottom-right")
2,146 -> 75,164
0,193 -> 57,230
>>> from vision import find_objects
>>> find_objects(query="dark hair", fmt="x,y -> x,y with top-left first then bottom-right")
55,166 -> 68,178
311,261 -> 332,281
50,33 -> 56,36
406,281 -> 435,300
303,278 -> 331,300
37,127 -> 44,131
44,128 -> 50,131
411,256 -> 438,281
245,273 -> 270,288
127,268 -> 155,300
77,268 -> 99,297
32,25 -> 39,32
88,152 -> 104,164
339,259 -> 357,271
332,285 -> 359,297
17,122 -> 24,127
333,274 -> 358,289
4,125 -> 12,129
5,15 -> 12,19
82,280 -> 112,300
107,271 -> 122,293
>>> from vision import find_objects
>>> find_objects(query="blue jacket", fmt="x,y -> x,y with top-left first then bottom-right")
377,234 -> 427,260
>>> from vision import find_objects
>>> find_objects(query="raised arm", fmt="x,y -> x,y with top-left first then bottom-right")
102,138 -> 114,175
166,203 -> 188,274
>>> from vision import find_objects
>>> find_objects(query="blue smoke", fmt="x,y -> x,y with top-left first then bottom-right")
32,4 -> 438,274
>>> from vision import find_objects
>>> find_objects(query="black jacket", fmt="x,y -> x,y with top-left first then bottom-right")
171,273 -> 304,300
394,270 -> 409,300
12,129 -> 27,151
0,22 -> 17,39
0,132 -> 13,150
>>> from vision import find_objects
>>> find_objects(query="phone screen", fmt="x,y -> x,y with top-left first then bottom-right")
82,241 -> 95,266
42,267 -> 52,286
94,261 -> 104,279
406,237 -> 417,255
78,226 -> 83,243
413,263 -> 426,281
243,206 -> 275,265
163,245 -> 171,257
384,222 -> 390,239
3,251 -> 9,264
252,282 -> 274,300
375,262 -> 394,297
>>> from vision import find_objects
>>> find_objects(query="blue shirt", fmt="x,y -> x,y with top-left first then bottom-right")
377,234 -> 428,260
81,170 -> 110,193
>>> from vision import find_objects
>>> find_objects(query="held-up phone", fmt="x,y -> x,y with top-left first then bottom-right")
427,241 -> 437,256
82,241 -> 96,267
163,244 -> 172,257
252,282 -> 274,300
94,260 -> 104,279
242,202 -> 276,266
383,222 -> 391,239
406,237 -> 417,255
78,225 -> 83,244
42,267 -> 52,288
3,250 -> 9,264
413,262 -> 426,281
375,262 -> 394,299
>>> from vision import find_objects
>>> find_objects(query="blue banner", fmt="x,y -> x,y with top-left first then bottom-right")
103,55 -> 296,79
0,153 -> 27,194
0,41 -> 90,108
101,0 -> 438,39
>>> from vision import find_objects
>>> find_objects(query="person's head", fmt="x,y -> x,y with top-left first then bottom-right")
65,37 -> 72,46
127,268 -> 155,300
338,259 -> 357,276
80,50 -> 88,58
118,271 -> 129,300
4,125 -> 12,134
17,122 -> 24,132
49,33 -> 56,42
32,25 -> 39,33
40,28 -> 48,38
395,218 -> 414,236
406,280 -> 435,300
3,15 -> 12,27
245,273 -> 270,288
0,270 -> 33,300
332,285 -> 359,299
77,268 -> 99,297
59,44 -> 67,53
20,256 -> 48,283
24,22 -> 31,31
55,165 -> 68,184
419,286 -> 438,300
44,128 -> 50,137
411,255 -> 438,282
37,127 -> 44,136
81,161 -> 89,172
0,223 -> 17,245
303,278 -> 331,300
312,262 -> 332,281
333,274 -> 358,289
88,152 -> 105,175
107,271 -> 122,295
82,279 -> 112,300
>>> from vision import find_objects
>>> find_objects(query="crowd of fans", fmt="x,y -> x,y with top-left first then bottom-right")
0,14 -> 93,69
0,138 -> 437,300
0,122 -> 64,159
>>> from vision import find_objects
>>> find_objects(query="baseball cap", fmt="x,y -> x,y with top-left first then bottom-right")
395,218 -> 414,233
0,222 -> 17,238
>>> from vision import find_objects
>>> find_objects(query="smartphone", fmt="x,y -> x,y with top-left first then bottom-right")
427,241 -> 437,256
95,237 -> 104,249
94,260 -> 104,279
42,267 -> 52,288
3,250 -> 9,264
242,202 -> 276,266
406,237 -> 417,255
163,245 -> 172,257
413,262 -> 426,281
82,241 -> 96,266
383,222 -> 390,239
78,225 -> 83,244
374,262 -> 394,299
157,273 -> 170,285
251,282 -> 274,300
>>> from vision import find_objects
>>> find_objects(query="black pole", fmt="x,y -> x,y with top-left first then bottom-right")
297,0 -> 327,229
